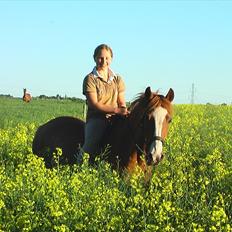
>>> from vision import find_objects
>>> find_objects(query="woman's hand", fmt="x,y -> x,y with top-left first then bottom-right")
114,106 -> 130,116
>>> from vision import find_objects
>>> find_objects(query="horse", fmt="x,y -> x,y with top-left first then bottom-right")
23,88 -> 32,102
32,87 -> 174,175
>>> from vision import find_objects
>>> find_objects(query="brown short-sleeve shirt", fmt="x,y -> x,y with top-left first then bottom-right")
83,72 -> 125,121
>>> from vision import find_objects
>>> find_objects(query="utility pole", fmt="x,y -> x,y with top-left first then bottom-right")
191,83 -> 195,104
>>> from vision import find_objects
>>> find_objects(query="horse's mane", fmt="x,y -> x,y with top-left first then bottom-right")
128,90 -> 173,117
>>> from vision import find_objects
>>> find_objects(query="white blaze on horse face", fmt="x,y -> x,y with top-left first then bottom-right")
150,106 -> 167,163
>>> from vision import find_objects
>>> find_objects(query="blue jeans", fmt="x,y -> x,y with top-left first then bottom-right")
82,118 -> 109,156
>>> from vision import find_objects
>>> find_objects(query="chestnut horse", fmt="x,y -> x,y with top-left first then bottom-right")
23,88 -> 32,102
32,87 -> 174,174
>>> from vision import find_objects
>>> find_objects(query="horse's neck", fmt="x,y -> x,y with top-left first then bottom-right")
128,109 -> 145,129
106,117 -> 134,149
109,115 -> 144,155
105,113 -> 145,169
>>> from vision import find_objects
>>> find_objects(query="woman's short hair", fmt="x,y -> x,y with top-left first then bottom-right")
93,44 -> 113,60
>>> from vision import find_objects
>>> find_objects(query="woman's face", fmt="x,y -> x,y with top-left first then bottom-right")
95,48 -> 112,70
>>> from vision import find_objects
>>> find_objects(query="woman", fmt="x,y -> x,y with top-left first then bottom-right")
81,44 -> 129,159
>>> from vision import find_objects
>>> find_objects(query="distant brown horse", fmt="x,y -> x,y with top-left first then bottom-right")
23,88 -> 32,102
32,87 -> 174,174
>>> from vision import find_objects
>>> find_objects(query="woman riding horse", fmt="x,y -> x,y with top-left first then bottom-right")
32,87 -> 174,175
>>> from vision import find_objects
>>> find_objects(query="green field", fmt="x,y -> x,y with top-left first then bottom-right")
0,97 -> 231,231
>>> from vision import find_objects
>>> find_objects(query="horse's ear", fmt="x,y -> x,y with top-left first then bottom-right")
165,88 -> 174,102
145,87 -> 152,99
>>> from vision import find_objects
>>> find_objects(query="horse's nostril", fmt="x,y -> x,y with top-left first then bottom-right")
146,153 -> 153,165
153,154 -> 164,166
154,159 -> 159,165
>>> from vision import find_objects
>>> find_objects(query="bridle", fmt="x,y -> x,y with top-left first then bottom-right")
148,135 -> 164,144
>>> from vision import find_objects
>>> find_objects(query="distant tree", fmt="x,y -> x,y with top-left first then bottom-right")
38,95 -> 47,99
0,94 -> 13,98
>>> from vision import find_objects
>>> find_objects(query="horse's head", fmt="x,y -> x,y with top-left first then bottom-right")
129,87 -> 174,166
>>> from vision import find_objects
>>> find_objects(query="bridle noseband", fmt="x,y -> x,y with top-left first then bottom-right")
151,136 -> 164,144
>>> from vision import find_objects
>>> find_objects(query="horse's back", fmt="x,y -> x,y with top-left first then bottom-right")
32,116 -> 85,167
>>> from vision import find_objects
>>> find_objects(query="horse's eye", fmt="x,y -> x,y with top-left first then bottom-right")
166,115 -> 172,123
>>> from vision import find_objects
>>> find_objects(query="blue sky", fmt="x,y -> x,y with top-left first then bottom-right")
0,1 -> 232,104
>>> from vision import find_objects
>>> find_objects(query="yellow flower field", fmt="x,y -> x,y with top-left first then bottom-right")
0,98 -> 231,231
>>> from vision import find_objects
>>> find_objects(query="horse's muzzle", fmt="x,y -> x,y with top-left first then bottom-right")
146,153 -> 164,166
